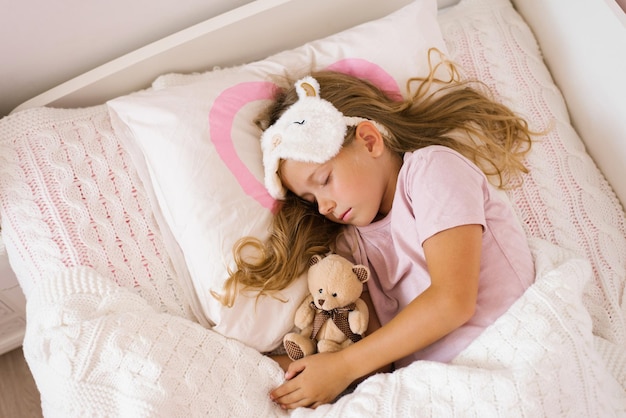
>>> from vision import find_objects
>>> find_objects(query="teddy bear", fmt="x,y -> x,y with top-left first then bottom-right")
283,253 -> 370,361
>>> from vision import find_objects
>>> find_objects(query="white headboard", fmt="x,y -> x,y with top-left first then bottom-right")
13,0 -> 413,112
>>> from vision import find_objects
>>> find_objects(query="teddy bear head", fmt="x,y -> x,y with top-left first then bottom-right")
307,254 -> 370,311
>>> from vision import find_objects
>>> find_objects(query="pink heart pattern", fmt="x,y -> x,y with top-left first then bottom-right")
209,59 -> 400,214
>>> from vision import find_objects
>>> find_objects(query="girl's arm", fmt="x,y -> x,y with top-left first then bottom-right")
269,224 -> 482,409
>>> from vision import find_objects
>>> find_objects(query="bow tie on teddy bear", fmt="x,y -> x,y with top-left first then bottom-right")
310,301 -> 362,344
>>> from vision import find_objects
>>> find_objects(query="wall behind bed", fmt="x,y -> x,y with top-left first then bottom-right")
0,0 -> 253,117
1,0 -> 464,118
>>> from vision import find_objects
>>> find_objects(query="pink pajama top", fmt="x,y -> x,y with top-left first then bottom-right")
337,146 -> 535,368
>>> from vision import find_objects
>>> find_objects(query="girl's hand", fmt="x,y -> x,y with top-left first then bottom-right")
269,351 -> 354,410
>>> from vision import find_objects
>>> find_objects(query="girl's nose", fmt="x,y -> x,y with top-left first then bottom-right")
317,198 -> 335,216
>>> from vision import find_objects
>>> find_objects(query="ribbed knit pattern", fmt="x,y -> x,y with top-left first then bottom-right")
0,106 -> 194,319
439,0 -> 626,347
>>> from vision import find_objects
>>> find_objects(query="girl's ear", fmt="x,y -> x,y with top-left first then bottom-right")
355,121 -> 385,157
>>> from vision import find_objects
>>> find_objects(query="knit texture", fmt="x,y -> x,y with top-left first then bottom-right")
439,0 -> 626,347
0,106 -> 200,321
22,239 -> 626,417
0,0 -> 625,415
24,266 -> 287,417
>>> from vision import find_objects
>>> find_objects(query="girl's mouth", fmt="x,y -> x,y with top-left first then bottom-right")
339,208 -> 351,221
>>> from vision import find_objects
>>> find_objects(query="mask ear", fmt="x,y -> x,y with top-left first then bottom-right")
295,76 -> 321,99
300,82 -> 317,97
352,264 -> 370,283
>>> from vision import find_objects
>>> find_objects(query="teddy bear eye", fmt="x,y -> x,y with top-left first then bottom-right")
318,289 -> 323,294
332,293 -> 337,297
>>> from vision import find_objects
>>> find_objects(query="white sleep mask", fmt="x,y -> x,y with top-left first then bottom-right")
260,76 -> 388,200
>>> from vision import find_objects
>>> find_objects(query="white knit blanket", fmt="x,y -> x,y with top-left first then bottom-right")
23,238 -> 626,417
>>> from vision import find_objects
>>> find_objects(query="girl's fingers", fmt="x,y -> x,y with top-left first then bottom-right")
285,359 -> 306,380
270,386 -> 311,409
270,361 -> 305,400
269,383 -> 293,401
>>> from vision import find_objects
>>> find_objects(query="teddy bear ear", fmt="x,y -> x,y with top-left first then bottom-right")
309,254 -> 324,267
352,265 -> 370,283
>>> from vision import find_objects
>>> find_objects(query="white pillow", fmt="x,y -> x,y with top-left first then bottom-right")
107,0 -> 447,352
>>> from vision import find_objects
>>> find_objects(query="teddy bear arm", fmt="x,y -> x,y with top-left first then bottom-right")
348,298 -> 370,336
293,294 -> 315,330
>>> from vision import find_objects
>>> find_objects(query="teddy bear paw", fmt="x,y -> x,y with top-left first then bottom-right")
284,340 -> 305,361
283,333 -> 317,360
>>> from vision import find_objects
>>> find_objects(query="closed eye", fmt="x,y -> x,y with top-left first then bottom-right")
294,120 -> 305,125
321,172 -> 331,186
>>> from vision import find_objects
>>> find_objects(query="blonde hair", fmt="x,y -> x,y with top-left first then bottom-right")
219,50 -> 534,306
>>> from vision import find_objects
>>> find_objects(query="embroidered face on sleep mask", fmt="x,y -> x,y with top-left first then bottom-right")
260,76 -> 388,200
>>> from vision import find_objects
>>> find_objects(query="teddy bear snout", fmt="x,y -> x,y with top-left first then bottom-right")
318,299 -> 325,306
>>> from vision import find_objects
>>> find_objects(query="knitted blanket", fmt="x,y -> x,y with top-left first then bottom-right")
23,238 -> 626,417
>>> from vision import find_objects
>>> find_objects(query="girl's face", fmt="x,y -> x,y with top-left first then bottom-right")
280,123 -> 401,227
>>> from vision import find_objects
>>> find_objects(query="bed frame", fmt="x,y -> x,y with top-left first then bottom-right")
0,0 -> 625,414
13,0 -> 413,112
